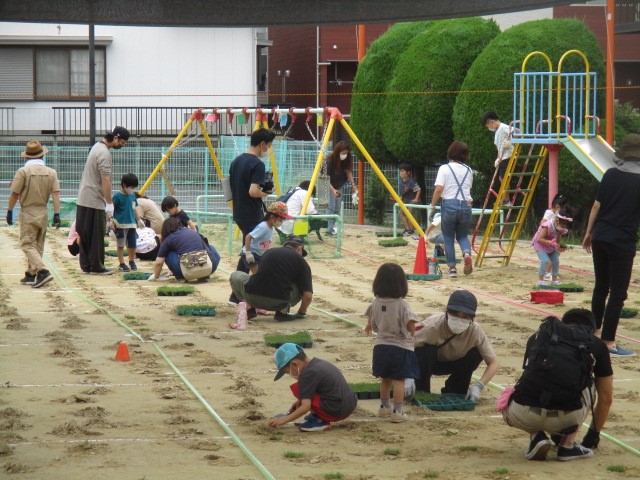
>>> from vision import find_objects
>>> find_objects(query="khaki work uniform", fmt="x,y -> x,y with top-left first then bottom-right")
11,163 -> 61,274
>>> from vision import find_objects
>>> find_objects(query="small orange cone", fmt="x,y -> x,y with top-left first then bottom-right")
413,236 -> 428,274
114,341 -> 131,362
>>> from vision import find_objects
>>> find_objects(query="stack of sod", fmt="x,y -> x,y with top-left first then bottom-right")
378,238 -> 408,247
264,331 -> 313,348
157,285 -> 196,296
176,304 -> 217,316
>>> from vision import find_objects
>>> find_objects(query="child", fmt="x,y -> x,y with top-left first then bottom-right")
67,220 -> 80,257
242,201 -> 292,273
397,163 -> 421,236
424,212 -> 445,257
541,194 -> 569,280
364,263 -> 420,422
532,211 -> 571,286
112,173 -> 145,272
279,180 -> 318,235
268,343 -> 358,432
161,195 -> 197,231
482,111 -> 514,204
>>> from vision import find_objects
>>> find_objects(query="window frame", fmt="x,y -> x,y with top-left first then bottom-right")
34,46 -> 107,102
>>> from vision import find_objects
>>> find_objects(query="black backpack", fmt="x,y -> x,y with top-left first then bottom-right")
277,187 -> 297,204
518,317 -> 595,409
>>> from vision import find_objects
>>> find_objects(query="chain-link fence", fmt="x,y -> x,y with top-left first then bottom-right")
1,136 -> 440,226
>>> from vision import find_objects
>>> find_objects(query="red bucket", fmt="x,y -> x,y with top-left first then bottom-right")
530,290 -> 564,304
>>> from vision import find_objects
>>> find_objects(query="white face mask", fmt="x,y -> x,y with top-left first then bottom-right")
125,188 -> 135,195
447,314 -> 472,334
339,153 -> 348,160
488,127 -> 497,132
288,362 -> 299,380
260,144 -> 269,158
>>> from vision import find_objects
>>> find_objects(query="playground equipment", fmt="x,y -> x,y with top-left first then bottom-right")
474,49 -> 612,268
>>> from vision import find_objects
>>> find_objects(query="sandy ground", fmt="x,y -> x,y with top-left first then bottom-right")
1,222 -> 640,480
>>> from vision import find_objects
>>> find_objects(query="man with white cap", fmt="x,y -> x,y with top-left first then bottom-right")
6,141 -> 61,288
268,343 -> 357,432
413,290 -> 499,402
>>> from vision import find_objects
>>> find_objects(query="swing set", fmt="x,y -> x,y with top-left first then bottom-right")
138,106 -> 425,257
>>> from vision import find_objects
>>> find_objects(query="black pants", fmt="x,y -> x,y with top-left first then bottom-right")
136,238 -> 160,261
76,206 -> 106,272
592,239 -> 635,342
234,218 -> 261,273
414,344 -> 482,395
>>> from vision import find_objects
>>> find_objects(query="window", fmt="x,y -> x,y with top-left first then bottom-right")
257,46 -> 268,93
35,47 -> 106,100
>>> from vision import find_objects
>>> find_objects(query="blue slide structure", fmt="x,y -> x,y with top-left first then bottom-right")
560,135 -> 617,182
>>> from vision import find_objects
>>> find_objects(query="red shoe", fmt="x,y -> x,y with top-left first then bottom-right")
463,253 -> 473,275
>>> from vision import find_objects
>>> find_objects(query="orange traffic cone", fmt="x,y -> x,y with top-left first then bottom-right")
413,236 -> 428,274
114,341 -> 131,362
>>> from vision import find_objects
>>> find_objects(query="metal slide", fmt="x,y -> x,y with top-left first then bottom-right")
560,135 -> 616,181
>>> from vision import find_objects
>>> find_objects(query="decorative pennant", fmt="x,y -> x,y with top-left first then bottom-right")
280,113 -> 288,127
316,113 -> 323,126
237,114 -> 246,125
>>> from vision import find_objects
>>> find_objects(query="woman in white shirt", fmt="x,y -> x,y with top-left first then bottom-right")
280,181 -> 318,235
429,141 -> 474,278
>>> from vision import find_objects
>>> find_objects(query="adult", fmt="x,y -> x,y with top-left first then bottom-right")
150,218 -> 219,282
280,180 -> 318,235
135,194 -> 165,235
75,126 -> 130,275
229,236 -> 312,322
413,290 -> 499,402
6,141 -> 61,288
228,127 -> 276,303
429,140 -> 474,278
582,133 -> 640,357
325,141 -> 358,236
502,309 -> 613,462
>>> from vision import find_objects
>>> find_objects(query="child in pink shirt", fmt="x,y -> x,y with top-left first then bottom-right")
531,213 -> 571,286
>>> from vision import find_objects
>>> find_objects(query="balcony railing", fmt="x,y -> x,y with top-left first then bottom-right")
0,107 -> 15,135
52,106 -> 253,137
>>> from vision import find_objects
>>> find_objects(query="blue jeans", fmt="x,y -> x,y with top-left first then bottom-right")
326,186 -> 345,232
440,199 -> 472,267
165,245 -> 220,280
536,249 -> 559,277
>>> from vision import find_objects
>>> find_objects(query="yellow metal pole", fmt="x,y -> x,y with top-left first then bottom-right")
139,117 -> 193,195
301,117 -> 334,215
198,120 -> 232,210
339,118 -> 424,237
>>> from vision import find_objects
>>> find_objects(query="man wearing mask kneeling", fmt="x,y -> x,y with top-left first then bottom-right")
413,290 -> 499,402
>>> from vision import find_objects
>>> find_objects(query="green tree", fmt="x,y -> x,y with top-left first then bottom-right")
382,18 -> 499,170
350,21 -> 431,163
452,18 -> 606,229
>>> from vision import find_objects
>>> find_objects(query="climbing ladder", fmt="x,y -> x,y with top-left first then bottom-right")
474,143 -> 548,267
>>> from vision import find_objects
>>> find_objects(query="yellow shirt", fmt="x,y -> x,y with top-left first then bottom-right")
11,162 -> 60,208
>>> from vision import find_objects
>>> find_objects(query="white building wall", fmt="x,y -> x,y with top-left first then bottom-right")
0,23 -> 256,133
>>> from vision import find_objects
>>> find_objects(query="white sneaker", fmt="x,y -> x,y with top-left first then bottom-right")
543,273 -> 552,281
378,406 -> 392,418
391,410 -> 408,423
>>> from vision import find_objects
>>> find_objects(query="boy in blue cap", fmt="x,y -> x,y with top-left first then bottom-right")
268,343 -> 357,432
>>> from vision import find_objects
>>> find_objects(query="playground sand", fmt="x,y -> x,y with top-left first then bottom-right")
1,224 -> 639,479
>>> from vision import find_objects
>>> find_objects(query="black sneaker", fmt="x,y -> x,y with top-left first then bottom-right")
129,261 -> 137,271
118,263 -> 130,272
525,432 -> 552,460
247,307 -> 257,320
557,443 -> 593,462
91,268 -> 115,275
20,272 -> 36,285
274,310 -> 296,322
228,293 -> 240,306
32,270 -> 53,288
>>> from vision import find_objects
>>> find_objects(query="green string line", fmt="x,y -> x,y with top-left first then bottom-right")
43,255 -> 277,479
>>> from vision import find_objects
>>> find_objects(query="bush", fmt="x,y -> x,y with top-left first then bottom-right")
365,174 -> 388,225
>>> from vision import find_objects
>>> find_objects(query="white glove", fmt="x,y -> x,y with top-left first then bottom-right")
352,191 -> 359,207
245,252 -> 255,264
427,206 -> 436,225
105,203 -> 114,216
502,140 -> 512,151
137,218 -> 146,229
465,381 -> 484,402
404,378 -> 416,398
494,158 -> 500,168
